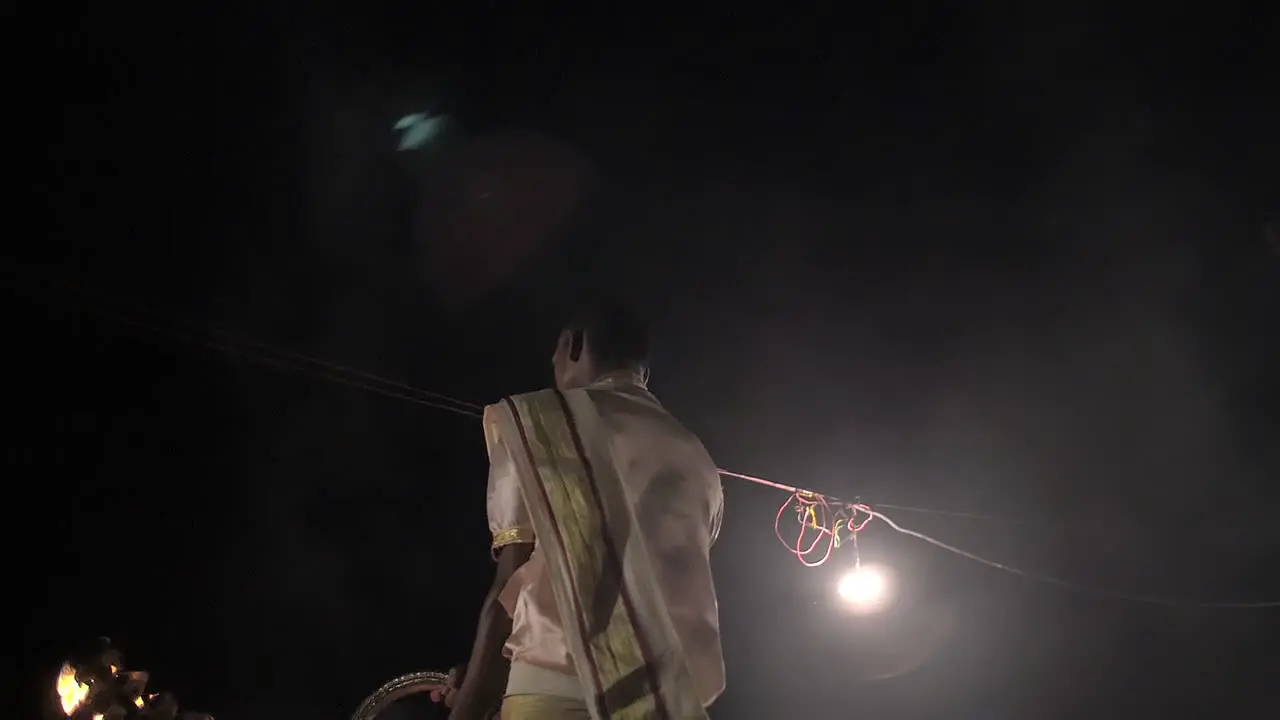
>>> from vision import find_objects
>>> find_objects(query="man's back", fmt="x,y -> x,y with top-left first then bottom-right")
588,382 -> 725,702
495,377 -> 725,707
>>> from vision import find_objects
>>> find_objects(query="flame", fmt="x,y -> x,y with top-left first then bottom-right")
56,663 -> 91,715
92,715 -> 104,720
109,665 -> 119,675
134,696 -> 145,708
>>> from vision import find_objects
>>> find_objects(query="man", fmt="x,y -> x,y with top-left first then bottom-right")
441,297 -> 726,720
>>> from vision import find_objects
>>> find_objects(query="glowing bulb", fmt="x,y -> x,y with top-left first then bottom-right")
839,567 -> 883,602
836,564 -> 893,613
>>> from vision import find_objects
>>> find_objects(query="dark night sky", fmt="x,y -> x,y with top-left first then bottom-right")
12,3 -> 1280,718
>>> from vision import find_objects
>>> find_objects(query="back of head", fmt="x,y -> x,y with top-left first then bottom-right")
565,294 -> 651,376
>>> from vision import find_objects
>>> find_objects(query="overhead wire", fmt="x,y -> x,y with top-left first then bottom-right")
6,262 -> 1280,610
4,263 -> 484,419
863,508 -> 1280,609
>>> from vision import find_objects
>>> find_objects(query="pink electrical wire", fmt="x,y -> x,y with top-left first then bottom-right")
718,468 -> 878,567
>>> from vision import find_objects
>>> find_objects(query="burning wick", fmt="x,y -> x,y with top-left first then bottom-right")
56,663 -> 90,716
53,640 -> 214,720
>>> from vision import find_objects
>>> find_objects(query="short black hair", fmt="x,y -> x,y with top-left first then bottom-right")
564,294 -> 651,373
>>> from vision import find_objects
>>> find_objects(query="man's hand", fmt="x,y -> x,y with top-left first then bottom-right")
429,664 -> 465,708
442,687 -> 490,720
433,661 -> 501,720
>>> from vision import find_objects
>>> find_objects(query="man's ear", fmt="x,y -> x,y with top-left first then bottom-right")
568,328 -> 584,362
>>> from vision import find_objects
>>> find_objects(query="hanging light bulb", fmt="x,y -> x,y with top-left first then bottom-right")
836,563 -> 894,614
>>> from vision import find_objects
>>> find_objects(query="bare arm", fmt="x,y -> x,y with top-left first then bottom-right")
448,418 -> 535,719
449,542 -> 534,719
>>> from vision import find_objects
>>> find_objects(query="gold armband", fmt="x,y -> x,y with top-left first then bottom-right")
491,528 -> 534,557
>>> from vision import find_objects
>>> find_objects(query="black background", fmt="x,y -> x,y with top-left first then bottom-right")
11,3 -> 1279,718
